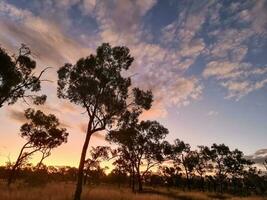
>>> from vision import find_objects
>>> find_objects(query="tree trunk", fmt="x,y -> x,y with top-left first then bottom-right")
138,176 -> 143,192
132,166 -> 135,192
7,165 -> 17,187
129,171 -> 132,188
219,176 -> 223,193
185,170 -> 190,191
137,172 -> 143,192
213,181 -> 217,192
7,143 -> 28,187
73,130 -> 92,200
83,173 -> 87,185
200,175 -> 204,192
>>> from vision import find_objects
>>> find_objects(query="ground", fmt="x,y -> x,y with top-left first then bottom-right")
0,182 -> 266,200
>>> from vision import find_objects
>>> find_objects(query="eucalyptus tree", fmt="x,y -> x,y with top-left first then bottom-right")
57,43 -> 152,200
195,146 -> 213,191
168,139 -> 196,190
111,147 -> 135,191
227,149 -> 253,179
7,108 -> 68,186
207,143 -> 233,193
84,146 -> 110,185
108,120 -> 169,192
160,165 -> 183,187
0,44 -> 47,108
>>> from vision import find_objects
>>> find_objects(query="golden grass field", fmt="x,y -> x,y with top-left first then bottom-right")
0,182 -> 266,200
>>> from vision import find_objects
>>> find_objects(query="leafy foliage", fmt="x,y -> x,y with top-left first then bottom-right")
57,43 -> 152,133
107,120 -> 169,191
7,109 -> 68,186
0,44 -> 47,107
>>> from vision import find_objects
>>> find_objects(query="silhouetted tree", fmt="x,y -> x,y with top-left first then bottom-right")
194,146 -> 213,191
57,43 -> 152,200
108,120 -> 168,192
0,44 -> 47,108
243,166 -> 267,195
160,165 -> 182,187
110,148 -> 134,190
227,149 -> 254,179
207,144 -> 233,193
168,139 -> 194,190
84,146 -> 110,185
7,108 -> 68,186
263,159 -> 267,171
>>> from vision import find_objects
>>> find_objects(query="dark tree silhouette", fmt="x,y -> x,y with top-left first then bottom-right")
206,144 -> 248,193
226,149 -> 254,194
195,146 -> 213,191
160,165 -> 182,187
0,44 -> 48,108
0,140 -> 264,195
57,43 -> 152,200
108,120 -> 169,192
227,149 -> 254,179
7,108 -> 68,186
263,159 -> 267,171
168,139 -> 194,190
205,144 -> 231,193
84,146 -> 110,185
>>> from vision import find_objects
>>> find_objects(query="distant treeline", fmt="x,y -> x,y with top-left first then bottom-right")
0,142 -> 267,196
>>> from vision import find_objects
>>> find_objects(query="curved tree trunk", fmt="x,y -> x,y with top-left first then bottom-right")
7,164 -> 18,187
73,130 -> 92,200
7,142 -> 29,187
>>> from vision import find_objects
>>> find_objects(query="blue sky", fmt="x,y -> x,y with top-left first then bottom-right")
0,0 -> 267,166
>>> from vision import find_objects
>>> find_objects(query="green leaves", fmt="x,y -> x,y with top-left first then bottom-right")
57,43 -> 152,132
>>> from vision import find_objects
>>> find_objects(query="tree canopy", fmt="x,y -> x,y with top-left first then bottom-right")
0,45 -> 47,108
7,108 -> 68,186
107,120 -> 169,191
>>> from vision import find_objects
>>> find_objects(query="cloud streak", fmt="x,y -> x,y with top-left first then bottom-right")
246,148 -> 267,164
0,0 -> 267,116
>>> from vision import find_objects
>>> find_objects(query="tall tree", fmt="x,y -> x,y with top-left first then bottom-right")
83,146 -> 110,185
0,44 -> 47,108
168,139 -> 195,190
108,120 -> 169,192
195,146 -> 213,191
7,108 -> 68,186
57,43 -> 152,200
207,143 -> 232,193
226,149 -> 253,179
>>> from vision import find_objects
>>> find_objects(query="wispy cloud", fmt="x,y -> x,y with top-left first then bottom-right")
207,110 -> 219,117
7,108 -> 25,123
246,148 -> 267,164
0,1 -> 91,69
202,0 -> 267,100
0,0 -> 267,117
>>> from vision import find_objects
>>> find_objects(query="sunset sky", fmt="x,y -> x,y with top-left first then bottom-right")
0,0 -> 267,167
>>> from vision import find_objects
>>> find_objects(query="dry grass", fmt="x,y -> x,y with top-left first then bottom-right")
0,182 -> 266,200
